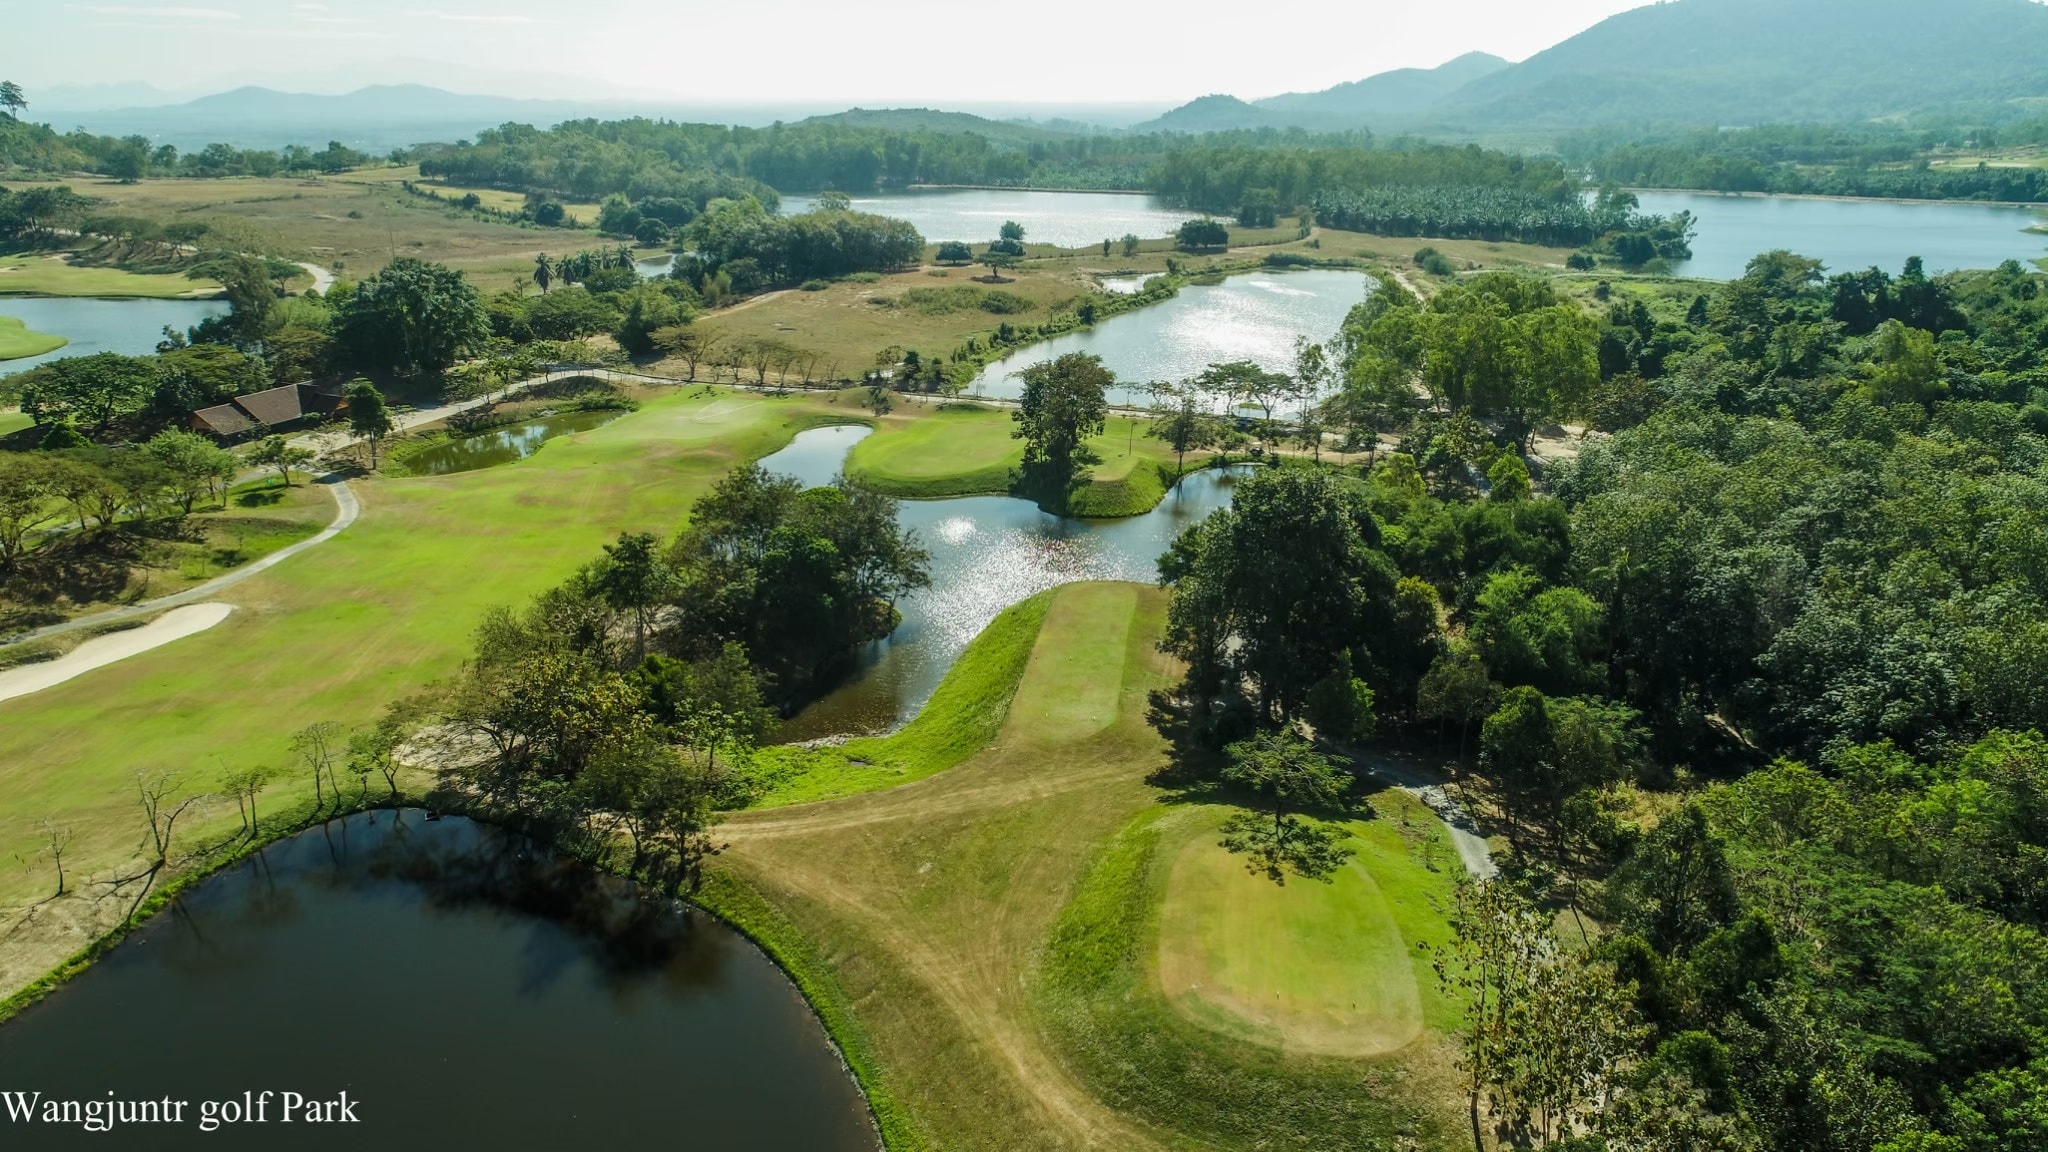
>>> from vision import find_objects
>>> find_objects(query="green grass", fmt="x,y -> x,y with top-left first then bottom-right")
847,403 -> 1205,516
0,408 -> 31,437
742,589 -> 1057,807
0,252 -> 220,298
1034,800 -> 1465,1151
0,386 -> 850,994
0,316 -> 65,361
1155,793 -> 1467,1061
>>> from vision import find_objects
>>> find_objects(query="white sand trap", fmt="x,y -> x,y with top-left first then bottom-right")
0,603 -> 234,704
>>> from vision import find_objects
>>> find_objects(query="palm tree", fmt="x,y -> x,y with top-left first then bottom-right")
0,81 -> 25,121
533,253 -> 553,293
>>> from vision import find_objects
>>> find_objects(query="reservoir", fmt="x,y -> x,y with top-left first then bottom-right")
1633,190 -> 2048,279
0,297 -> 225,375
782,188 -> 1199,249
0,812 -> 877,1150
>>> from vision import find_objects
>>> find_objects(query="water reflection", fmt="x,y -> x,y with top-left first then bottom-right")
0,297 -> 225,375
403,409 -> 624,475
0,812 -> 877,1150
781,188 -> 1196,249
762,425 -> 1244,740
973,270 -> 1370,404
1633,190 -> 2048,279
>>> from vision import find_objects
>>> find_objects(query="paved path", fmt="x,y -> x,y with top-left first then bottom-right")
0,603 -> 233,704
295,262 -> 336,294
1351,750 -> 1498,879
2,474 -> 358,648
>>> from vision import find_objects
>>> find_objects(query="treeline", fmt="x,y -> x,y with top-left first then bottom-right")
1310,186 -> 1646,249
1,112 -> 374,180
1149,142 -> 1576,216
1562,123 -> 2048,202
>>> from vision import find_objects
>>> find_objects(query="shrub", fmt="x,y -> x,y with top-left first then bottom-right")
800,278 -> 831,291
1567,251 -> 1598,271
1413,246 -> 1455,276
1263,251 -> 1315,268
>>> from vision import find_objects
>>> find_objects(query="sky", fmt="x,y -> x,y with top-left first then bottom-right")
3,0 -> 1657,106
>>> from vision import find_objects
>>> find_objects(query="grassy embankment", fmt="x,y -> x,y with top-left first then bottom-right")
708,581 -> 1468,1151
0,476 -> 334,639
0,386 -> 853,996
0,315 -> 65,360
846,402 -> 1211,517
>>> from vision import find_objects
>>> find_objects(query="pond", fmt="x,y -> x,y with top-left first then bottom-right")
781,188 -> 1199,249
763,424 -> 1246,741
1633,190 -> 2048,280
973,269 -> 1372,406
0,812 -> 877,1150
0,297 -> 225,375
401,409 -> 626,476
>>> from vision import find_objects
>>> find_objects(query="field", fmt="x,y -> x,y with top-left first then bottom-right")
0,251 -> 221,299
0,408 -> 28,437
0,315 -> 65,360
0,171 -> 576,284
708,581 -> 1467,1150
845,402 -> 1206,516
0,385 -> 850,994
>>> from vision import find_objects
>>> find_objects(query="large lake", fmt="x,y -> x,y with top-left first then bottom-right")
975,269 -> 1371,404
0,297 -> 224,375
765,424 -> 1245,740
0,812 -> 877,1150
782,188 -> 1196,249
1634,190 -> 2048,279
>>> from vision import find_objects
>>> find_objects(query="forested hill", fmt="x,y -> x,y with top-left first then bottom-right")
1440,0 -> 2048,128
1145,0 -> 2048,135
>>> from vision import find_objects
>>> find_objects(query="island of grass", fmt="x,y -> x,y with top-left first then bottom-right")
0,315 -> 64,362
847,401 -> 1216,516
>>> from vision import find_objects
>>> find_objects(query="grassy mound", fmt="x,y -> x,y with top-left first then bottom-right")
740,589 -> 1058,807
846,403 -> 1205,517
1034,794 -> 1468,1151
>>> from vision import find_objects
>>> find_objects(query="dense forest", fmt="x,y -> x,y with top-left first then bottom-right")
1560,121 -> 2048,202
1152,250 -> 2048,1148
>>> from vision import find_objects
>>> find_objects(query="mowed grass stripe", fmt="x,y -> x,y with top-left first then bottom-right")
1003,581 -> 1135,744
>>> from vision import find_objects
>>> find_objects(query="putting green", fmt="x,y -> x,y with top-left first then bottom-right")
1155,816 -> 1427,1057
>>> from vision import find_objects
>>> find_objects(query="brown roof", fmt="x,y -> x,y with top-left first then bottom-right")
232,383 -> 306,428
192,403 -> 257,437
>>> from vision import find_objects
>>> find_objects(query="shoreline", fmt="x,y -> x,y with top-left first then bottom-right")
1626,185 -> 2048,212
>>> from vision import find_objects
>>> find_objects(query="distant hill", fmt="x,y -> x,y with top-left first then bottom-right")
1140,0 -> 2048,137
1259,52 -> 1508,120
1435,0 -> 2048,128
794,108 -> 1074,144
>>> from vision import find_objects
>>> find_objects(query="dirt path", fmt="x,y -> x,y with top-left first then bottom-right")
2,475 -> 357,648
295,262 -> 335,294
0,603 -> 232,704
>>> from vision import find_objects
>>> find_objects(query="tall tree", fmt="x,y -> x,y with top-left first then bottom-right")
0,81 -> 25,120
1011,352 -> 1111,502
1145,379 -> 1222,487
331,257 -> 490,380
345,378 -> 394,469
1217,729 -> 1354,883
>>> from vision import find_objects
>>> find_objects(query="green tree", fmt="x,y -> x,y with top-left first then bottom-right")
247,434 -> 316,487
532,253 -> 554,293
331,257 -> 489,380
1418,642 -> 1501,759
16,352 -> 159,432
0,454 -> 59,572
980,248 -> 1019,281
1218,729 -> 1354,883
142,429 -> 238,512
1145,379 -> 1223,487
1011,352 -> 1111,502
1195,359 -> 1293,448
1176,219 -> 1229,251
1120,233 -> 1141,258
594,531 -> 678,661
999,220 -> 1026,243
1605,804 -> 1740,955
935,240 -> 974,265
614,284 -> 689,357
345,379 -> 393,468
1861,318 -> 1944,405
0,81 -> 25,120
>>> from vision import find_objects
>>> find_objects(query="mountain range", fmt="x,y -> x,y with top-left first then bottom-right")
1144,0 -> 2048,135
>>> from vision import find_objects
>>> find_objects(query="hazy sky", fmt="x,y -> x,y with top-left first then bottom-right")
5,0 -> 1655,104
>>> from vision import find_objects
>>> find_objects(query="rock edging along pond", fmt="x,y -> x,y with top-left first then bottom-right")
0,810 -> 882,1151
